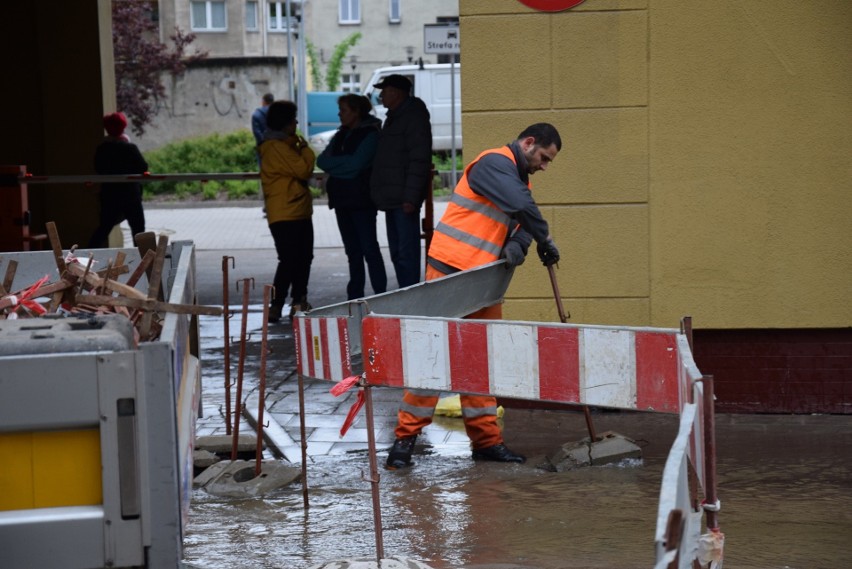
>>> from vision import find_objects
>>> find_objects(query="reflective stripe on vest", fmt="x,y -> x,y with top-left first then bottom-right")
429,146 -> 525,271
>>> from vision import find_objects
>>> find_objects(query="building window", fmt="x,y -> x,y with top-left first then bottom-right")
340,73 -> 361,93
269,1 -> 297,32
191,1 -> 227,31
246,1 -> 258,31
389,0 -> 400,24
339,0 -> 360,25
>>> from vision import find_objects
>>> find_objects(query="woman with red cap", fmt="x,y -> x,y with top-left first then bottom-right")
88,112 -> 149,248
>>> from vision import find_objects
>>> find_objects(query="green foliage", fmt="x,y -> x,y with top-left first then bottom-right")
306,39 -> 324,90
432,152 -> 464,172
143,130 -> 259,200
325,32 -> 362,91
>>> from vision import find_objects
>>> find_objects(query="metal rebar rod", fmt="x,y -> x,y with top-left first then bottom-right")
231,278 -> 252,461
255,285 -> 273,477
222,256 -> 234,435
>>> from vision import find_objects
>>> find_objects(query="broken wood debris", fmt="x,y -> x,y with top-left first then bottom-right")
0,221 -> 220,342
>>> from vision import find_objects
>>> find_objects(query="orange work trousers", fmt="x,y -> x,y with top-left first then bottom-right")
393,264 -> 504,450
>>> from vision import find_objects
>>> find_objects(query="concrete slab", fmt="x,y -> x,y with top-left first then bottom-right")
195,434 -> 260,454
542,430 -> 642,472
199,459 -> 301,497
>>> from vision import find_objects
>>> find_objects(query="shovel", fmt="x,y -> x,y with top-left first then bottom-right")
546,263 -> 598,442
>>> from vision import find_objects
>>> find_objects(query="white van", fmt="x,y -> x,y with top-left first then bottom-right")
309,63 -> 462,153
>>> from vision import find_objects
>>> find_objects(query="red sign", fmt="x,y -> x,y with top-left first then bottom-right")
517,0 -> 586,11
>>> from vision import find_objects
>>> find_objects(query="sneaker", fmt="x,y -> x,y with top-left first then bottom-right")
268,303 -> 283,323
289,298 -> 312,320
472,443 -> 526,463
386,435 -> 417,469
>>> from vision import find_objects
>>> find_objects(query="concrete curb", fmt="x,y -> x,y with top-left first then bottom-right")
244,392 -> 302,463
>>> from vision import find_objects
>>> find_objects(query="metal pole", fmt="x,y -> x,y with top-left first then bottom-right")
296,6 -> 308,133
232,278 -> 253,461
256,284 -> 273,477
702,374 -> 720,532
450,58 -> 457,186
363,384 -> 385,562
285,0 -> 295,102
297,372 -> 310,509
222,256 -> 235,435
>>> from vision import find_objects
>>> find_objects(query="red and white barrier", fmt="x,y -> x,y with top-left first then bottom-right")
360,315 -> 683,413
294,316 -> 352,382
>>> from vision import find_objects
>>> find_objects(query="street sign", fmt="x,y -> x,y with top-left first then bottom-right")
424,24 -> 460,55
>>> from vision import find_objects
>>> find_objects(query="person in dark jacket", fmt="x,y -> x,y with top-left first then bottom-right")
369,74 -> 433,288
88,112 -> 149,248
317,94 -> 387,299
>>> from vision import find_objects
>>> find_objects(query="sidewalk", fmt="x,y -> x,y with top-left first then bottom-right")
132,201 -> 448,251
133,201 -> 464,464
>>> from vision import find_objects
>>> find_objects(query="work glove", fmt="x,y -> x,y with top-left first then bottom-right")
500,240 -> 526,268
537,239 -> 560,267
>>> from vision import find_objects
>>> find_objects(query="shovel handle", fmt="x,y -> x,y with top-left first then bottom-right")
547,264 -> 570,322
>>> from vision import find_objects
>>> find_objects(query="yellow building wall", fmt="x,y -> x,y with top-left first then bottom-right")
460,0 -> 851,329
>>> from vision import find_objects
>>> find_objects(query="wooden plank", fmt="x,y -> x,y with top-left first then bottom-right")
65,262 -> 147,299
45,221 -> 67,277
2,259 -> 17,293
0,280 -> 74,311
139,235 -> 169,338
76,294 -> 223,317
126,249 -> 156,288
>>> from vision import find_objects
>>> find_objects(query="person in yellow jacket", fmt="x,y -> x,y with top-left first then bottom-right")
259,100 -> 317,322
387,123 -> 562,469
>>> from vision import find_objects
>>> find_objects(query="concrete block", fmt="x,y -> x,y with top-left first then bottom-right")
195,434 -> 260,454
199,460 -> 301,497
307,556 -> 435,569
193,449 -> 220,470
542,431 -> 642,472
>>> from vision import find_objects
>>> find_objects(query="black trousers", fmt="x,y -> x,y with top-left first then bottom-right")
269,218 -> 314,306
88,186 -> 145,248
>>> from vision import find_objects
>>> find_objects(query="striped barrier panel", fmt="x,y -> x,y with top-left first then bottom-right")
294,315 -> 353,382
294,309 -> 722,566
360,315 -> 685,413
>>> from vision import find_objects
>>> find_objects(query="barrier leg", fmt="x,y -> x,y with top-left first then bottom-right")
298,372 -> 309,510
222,256 -> 234,435
363,384 -> 385,562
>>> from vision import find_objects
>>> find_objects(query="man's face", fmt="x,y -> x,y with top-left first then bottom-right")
378,86 -> 405,110
521,137 -> 558,175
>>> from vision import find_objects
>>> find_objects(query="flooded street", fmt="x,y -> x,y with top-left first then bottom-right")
183,312 -> 852,569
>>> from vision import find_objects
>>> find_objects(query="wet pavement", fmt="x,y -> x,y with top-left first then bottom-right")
136,203 -> 852,569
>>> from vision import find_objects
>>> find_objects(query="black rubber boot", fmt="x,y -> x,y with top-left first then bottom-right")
386,435 -> 417,469
268,303 -> 283,323
472,443 -> 526,463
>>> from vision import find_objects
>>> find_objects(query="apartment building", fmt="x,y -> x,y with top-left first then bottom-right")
138,0 -> 457,150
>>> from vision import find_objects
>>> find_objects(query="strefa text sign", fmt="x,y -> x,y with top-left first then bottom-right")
424,24 -> 460,55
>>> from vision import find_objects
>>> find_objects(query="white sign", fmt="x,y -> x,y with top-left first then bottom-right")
424,24 -> 460,55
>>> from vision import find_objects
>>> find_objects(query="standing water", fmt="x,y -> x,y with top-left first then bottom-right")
184,316 -> 851,569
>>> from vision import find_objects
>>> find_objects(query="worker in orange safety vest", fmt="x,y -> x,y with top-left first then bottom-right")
387,123 -> 562,469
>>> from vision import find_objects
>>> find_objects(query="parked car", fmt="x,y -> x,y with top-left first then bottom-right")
309,63 -> 462,154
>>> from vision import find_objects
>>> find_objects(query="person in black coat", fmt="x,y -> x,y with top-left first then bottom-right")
88,112 -> 149,248
317,94 -> 387,299
369,74 -> 433,288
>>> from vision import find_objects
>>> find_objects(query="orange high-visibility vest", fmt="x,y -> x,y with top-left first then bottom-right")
428,146 -> 531,271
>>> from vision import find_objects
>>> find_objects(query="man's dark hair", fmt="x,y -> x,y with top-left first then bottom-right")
262,93 -> 274,105
518,123 -> 562,151
266,101 -> 297,131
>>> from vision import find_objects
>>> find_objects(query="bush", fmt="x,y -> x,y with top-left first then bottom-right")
143,130 -> 260,200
